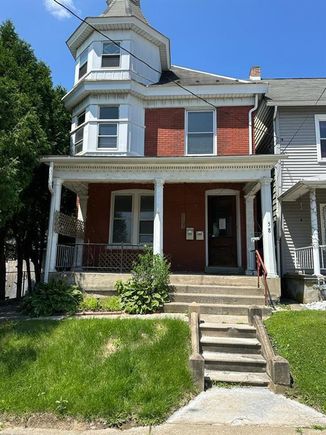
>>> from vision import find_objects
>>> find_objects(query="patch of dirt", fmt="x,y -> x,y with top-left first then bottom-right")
102,338 -> 121,358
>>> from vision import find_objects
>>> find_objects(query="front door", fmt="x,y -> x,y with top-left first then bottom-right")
208,195 -> 238,267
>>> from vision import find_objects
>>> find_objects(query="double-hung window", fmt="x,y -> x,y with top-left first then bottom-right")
78,49 -> 88,79
315,115 -> 326,161
102,42 -> 121,68
186,111 -> 215,155
111,192 -> 154,245
74,111 -> 85,154
98,106 -> 119,149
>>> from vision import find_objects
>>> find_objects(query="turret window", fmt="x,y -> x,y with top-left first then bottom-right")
102,42 -> 121,68
74,111 -> 85,154
78,49 -> 88,79
98,106 -> 119,149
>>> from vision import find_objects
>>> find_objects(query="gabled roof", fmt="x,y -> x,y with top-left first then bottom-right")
102,0 -> 147,24
152,65 -> 252,87
265,78 -> 326,106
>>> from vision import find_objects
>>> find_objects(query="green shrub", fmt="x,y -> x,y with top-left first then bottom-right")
79,296 -> 122,312
21,278 -> 83,317
115,248 -> 171,314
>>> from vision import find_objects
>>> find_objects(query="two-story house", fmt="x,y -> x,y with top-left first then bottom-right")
255,78 -> 326,302
42,0 -> 282,297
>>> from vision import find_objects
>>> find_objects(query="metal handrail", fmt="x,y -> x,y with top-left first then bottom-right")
256,250 -> 275,309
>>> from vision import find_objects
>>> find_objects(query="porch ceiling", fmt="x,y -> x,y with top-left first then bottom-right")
280,177 -> 326,202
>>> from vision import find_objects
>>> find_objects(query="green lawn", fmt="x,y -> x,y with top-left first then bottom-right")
0,318 -> 194,425
265,311 -> 326,413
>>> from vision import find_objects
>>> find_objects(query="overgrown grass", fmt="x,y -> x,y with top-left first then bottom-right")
265,311 -> 326,413
78,296 -> 122,312
0,319 -> 194,425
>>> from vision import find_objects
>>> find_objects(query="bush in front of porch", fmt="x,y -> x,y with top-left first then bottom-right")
116,248 -> 171,314
0,318 -> 194,426
265,311 -> 326,413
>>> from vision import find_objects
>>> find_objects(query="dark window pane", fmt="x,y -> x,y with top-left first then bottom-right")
188,133 -> 214,154
140,196 -> 154,219
98,137 -> 117,148
75,127 -> 84,143
100,107 -> 119,119
139,220 -> 154,235
79,62 -> 87,79
320,121 -> 326,139
188,112 -> 214,133
77,112 -> 85,126
114,196 -> 132,214
102,55 -> 120,68
103,42 -> 120,55
75,142 -> 83,154
112,219 -> 131,243
321,139 -> 326,158
139,234 -> 153,244
99,124 -> 117,135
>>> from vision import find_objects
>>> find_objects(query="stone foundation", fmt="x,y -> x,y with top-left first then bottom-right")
283,273 -> 322,303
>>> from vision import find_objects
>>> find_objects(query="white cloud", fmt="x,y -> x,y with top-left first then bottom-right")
43,0 -> 78,20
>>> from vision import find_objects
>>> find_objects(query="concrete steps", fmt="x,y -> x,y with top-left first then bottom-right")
205,369 -> 270,386
203,351 -> 266,372
171,284 -> 262,296
200,322 -> 257,338
169,292 -> 265,306
164,302 -> 250,316
201,336 -> 261,354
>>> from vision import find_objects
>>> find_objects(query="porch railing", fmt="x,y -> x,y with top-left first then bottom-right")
294,244 -> 326,272
256,250 -> 274,308
56,243 -> 145,273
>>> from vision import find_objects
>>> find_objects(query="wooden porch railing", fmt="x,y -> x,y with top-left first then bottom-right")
256,250 -> 275,308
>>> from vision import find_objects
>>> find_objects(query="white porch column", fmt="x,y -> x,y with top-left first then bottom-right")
153,179 -> 164,255
75,194 -> 88,269
44,178 -> 62,282
245,194 -> 256,275
260,177 -> 277,277
310,188 -> 321,276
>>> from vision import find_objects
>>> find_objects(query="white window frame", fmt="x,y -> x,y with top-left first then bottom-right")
78,49 -> 88,80
101,41 -> 121,69
97,105 -> 119,150
109,190 -> 154,245
73,111 -> 86,155
185,109 -> 217,156
315,114 -> 326,162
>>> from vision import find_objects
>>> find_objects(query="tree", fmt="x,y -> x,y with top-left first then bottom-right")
0,21 -> 71,300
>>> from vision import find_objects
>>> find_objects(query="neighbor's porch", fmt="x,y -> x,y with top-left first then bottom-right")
43,155 -> 280,282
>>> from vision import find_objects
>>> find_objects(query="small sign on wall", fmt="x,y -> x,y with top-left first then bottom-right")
196,231 -> 204,241
186,228 -> 194,240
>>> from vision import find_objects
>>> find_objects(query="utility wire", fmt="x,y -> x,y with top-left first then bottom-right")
52,0 -> 281,142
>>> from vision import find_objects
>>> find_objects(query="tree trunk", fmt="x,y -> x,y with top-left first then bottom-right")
26,257 -> 32,292
16,238 -> 23,300
0,230 -> 6,301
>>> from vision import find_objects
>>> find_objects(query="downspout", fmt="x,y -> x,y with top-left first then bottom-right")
273,106 -> 282,277
249,94 -> 259,155
44,162 -> 54,283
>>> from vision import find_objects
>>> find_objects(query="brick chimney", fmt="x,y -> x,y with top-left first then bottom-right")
249,66 -> 261,81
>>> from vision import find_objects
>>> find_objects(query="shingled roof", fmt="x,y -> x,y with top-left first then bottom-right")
265,78 -> 326,106
152,66 -> 250,87
102,0 -> 148,24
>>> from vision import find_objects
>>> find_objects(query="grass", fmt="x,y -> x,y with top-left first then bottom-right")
0,318 -> 194,426
78,295 -> 122,312
265,311 -> 326,413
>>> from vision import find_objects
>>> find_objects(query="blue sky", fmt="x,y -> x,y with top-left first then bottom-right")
1,0 -> 326,90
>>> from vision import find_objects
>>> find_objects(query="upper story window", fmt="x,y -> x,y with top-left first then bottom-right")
102,42 -> 121,68
74,111 -> 85,154
315,115 -> 326,161
78,49 -> 88,79
186,111 -> 215,155
98,106 -> 119,149
111,192 -> 154,245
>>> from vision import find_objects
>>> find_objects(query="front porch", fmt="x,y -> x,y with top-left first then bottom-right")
43,155 -> 280,292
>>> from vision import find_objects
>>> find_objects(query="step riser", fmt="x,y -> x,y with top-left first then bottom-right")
201,343 -> 261,354
85,290 -> 116,296
170,294 -> 264,305
171,286 -> 261,296
200,329 -> 256,339
170,276 -> 258,286
164,304 -> 249,316
204,361 -> 266,373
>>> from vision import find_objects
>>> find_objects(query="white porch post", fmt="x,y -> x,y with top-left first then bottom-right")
44,178 -> 62,282
260,177 -> 277,277
245,194 -> 256,274
75,194 -> 88,269
310,188 -> 321,276
153,179 -> 164,255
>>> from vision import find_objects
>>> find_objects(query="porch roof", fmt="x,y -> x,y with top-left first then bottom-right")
280,176 -> 326,201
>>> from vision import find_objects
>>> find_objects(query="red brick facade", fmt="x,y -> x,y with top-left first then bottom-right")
144,106 -> 252,157
85,182 -> 247,272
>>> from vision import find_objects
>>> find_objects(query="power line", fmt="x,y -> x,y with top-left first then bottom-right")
52,0 -> 278,142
